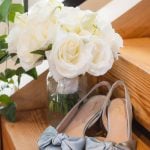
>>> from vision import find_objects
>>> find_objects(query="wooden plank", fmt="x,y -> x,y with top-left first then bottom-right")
121,38 -> 150,73
112,0 -> 150,38
1,108 -> 150,150
99,38 -> 150,131
11,70 -> 49,111
1,109 -> 49,150
133,121 -> 150,150
133,134 -> 150,150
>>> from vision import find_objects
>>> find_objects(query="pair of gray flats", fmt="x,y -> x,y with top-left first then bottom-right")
38,81 -> 136,150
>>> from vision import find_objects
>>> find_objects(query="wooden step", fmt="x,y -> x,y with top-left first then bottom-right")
99,38 -> 150,131
11,70 -> 48,111
1,109 -> 49,150
1,108 -> 150,150
112,0 -> 150,38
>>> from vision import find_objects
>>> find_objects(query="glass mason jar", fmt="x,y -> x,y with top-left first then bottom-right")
47,72 -> 87,126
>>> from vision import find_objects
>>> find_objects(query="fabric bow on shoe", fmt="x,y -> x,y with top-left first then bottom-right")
86,137 -> 132,150
38,126 -> 86,150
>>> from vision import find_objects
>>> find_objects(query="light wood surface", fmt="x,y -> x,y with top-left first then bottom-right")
1,109 -> 49,150
1,108 -> 150,150
99,38 -> 150,131
112,0 -> 150,38
133,134 -> 150,150
121,38 -> 150,73
11,70 -> 49,111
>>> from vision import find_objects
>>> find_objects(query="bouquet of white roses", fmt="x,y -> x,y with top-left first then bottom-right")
0,0 -> 123,117
6,0 -> 123,81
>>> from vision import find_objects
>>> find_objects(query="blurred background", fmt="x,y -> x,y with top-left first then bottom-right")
63,0 -> 85,6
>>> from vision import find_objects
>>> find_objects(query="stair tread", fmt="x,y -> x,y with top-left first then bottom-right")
1,108 -> 150,150
121,38 -> 150,74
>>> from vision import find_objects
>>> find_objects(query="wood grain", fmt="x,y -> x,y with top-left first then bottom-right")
1,109 -> 49,150
11,70 -> 49,111
99,38 -> 150,131
121,38 -> 150,73
1,108 -> 150,150
133,134 -> 150,150
112,0 -> 150,38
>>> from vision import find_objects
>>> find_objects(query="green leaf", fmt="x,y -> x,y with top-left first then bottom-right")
8,78 -> 14,84
8,3 -> 24,22
15,58 -> 20,65
31,44 -> 52,56
17,74 -> 21,85
4,102 -> 16,122
0,69 -> 16,82
0,34 -> 7,40
16,67 -> 25,76
31,50 -> 46,56
0,0 -> 12,22
0,51 -> 9,64
0,34 -> 8,50
0,50 -> 7,58
5,68 -> 16,78
10,53 -> 17,57
0,94 -> 12,105
26,68 -> 38,79
47,44 -> 52,50
0,94 -> 16,122
16,67 -> 25,85
0,72 -> 8,82
0,42 -> 8,49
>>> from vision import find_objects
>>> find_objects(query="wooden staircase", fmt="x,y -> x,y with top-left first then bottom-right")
0,0 -> 150,149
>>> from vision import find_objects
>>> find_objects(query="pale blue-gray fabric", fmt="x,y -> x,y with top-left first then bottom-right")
38,126 -> 85,150
86,137 -> 131,150
38,126 -> 132,150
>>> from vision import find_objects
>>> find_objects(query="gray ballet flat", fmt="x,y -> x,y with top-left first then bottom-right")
38,81 -> 111,150
85,80 -> 136,150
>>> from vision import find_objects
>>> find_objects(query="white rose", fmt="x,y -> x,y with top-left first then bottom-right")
81,12 -> 123,59
6,26 -> 19,54
46,51 -> 79,94
17,28 -> 42,71
88,38 -> 114,76
27,0 -> 63,45
96,13 -> 123,59
6,13 -> 28,54
110,33 -> 123,59
98,23 -> 123,59
57,7 -> 84,33
28,0 -> 63,23
51,31 -> 92,78
46,51 -> 63,82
